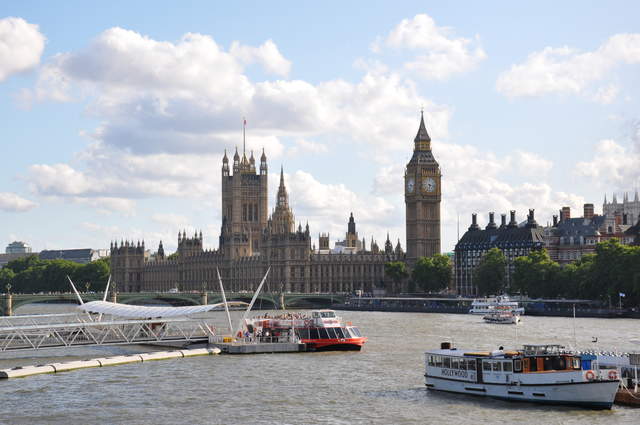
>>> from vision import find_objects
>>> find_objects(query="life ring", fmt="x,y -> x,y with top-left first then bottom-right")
608,370 -> 618,380
584,370 -> 596,381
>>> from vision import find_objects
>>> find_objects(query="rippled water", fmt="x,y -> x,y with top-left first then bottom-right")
2,304 -> 639,424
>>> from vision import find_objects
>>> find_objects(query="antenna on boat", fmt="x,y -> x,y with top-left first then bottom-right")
235,267 -> 270,337
216,267 -> 234,335
572,303 -> 577,350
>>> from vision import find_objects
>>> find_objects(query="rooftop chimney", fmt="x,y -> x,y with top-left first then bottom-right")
553,215 -> 558,227
562,206 -> 571,221
500,214 -> 507,229
507,210 -> 518,228
486,212 -> 497,230
526,208 -> 538,228
469,213 -> 480,231
584,203 -> 594,220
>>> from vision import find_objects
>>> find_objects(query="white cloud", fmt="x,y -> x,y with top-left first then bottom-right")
497,34 -> 640,99
592,84 -> 620,104
0,17 -> 45,82
574,137 -> 640,190
374,14 -> 487,80
514,150 -> 553,176
287,139 -> 328,157
0,192 -> 38,212
230,39 -> 291,76
26,27 -> 449,157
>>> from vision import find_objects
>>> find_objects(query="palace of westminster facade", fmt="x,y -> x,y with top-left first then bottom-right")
110,114 -> 442,294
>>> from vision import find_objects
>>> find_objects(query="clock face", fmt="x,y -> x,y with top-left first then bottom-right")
407,178 -> 415,193
422,177 -> 436,192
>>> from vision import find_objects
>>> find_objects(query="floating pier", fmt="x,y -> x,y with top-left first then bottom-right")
0,347 -> 220,379
210,341 -> 306,354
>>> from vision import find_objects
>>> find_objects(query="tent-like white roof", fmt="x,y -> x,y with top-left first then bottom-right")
78,300 -> 248,319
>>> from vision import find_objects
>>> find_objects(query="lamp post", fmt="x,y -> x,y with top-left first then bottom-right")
4,283 -> 12,316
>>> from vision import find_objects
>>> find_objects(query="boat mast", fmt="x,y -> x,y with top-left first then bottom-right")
216,267 -> 234,335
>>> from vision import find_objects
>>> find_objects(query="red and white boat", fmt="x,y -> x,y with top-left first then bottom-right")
245,309 -> 367,351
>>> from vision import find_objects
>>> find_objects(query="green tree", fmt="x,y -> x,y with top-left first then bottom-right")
0,268 -> 16,289
385,261 -> 409,294
74,258 -> 110,292
474,248 -> 507,296
412,254 -> 452,293
4,255 -> 42,274
512,249 -> 561,298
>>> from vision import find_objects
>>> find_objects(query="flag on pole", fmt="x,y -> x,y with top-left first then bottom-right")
619,292 -> 626,297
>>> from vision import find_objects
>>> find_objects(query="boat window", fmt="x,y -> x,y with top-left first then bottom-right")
435,356 -> 443,367
503,361 -> 512,372
451,358 -> 459,369
326,328 -> 337,339
467,359 -> 476,370
529,358 -> 537,372
334,328 -> 345,338
572,357 -> 580,370
459,359 -> 467,370
551,356 -> 566,370
492,361 -> 501,372
321,311 -> 335,318
310,328 -> 319,339
312,312 -> 320,318
514,359 -> 522,372
543,357 -> 553,370
443,357 -> 451,368
319,328 -> 330,339
297,329 -> 310,339
483,361 -> 491,371
428,355 -> 434,366
351,327 -> 362,337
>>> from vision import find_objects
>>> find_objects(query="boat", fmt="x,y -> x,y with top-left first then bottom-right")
424,343 -> 620,409
469,295 -> 524,315
482,309 -> 521,324
245,309 -> 367,351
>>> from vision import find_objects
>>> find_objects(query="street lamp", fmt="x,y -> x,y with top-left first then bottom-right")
5,283 -> 11,294
85,282 -> 91,293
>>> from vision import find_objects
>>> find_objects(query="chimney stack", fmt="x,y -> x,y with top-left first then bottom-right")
500,214 -> 507,228
508,210 -> 518,228
562,206 -> 571,221
486,212 -> 497,230
469,213 -> 480,231
583,203 -> 594,220
553,215 -> 558,227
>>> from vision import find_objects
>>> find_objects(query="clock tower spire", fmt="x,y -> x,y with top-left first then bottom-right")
405,110 -> 441,262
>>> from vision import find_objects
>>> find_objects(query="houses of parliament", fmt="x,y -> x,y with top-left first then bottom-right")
110,113 -> 441,294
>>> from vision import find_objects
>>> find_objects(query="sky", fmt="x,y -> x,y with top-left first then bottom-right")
1,1 -> 640,255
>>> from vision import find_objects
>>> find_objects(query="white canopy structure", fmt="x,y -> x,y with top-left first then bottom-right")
77,300 -> 248,319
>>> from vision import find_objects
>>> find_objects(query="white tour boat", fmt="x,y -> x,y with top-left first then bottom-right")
482,309 -> 521,324
469,295 -> 524,315
424,343 -> 619,409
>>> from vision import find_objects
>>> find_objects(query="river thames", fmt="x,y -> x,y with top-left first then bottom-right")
1,305 -> 639,424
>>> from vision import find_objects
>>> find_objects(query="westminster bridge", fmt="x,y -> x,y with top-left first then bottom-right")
1,292 -> 347,316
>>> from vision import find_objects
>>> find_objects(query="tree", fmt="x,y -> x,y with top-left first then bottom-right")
412,254 -> 452,293
4,255 -> 42,274
384,261 -> 409,294
512,249 -> 561,298
474,248 -> 507,296
0,268 -> 16,290
74,258 -> 110,292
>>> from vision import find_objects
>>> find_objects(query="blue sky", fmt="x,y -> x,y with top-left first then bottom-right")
1,1 -> 639,254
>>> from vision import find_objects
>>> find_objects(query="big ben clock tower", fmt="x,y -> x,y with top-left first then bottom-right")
405,111 -> 441,262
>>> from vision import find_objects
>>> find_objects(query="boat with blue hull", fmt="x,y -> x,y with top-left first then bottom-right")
424,343 -> 619,409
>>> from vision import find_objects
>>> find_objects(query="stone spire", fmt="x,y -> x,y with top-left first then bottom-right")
414,109 -> 431,151
269,165 -> 294,234
277,166 -> 289,208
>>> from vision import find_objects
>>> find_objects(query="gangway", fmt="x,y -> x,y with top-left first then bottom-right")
0,313 -> 225,352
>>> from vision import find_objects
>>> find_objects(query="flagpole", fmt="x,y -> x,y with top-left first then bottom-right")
243,117 -> 246,156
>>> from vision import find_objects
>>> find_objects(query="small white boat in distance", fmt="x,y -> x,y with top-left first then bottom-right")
424,343 -> 619,409
469,295 -> 524,315
482,308 -> 521,324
